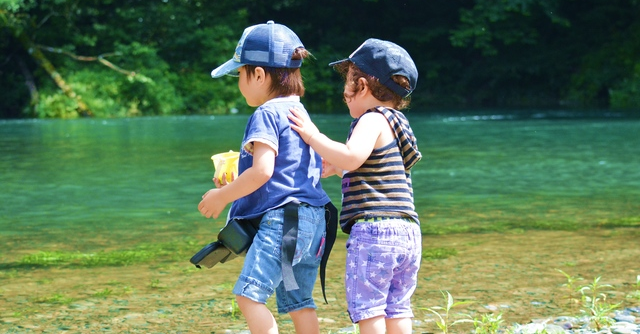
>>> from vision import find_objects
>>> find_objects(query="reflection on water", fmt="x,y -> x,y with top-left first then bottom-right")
1,115 -> 639,252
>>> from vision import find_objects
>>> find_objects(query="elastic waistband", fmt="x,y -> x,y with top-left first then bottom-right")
354,217 -> 416,224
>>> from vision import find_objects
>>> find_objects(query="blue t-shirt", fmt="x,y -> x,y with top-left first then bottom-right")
228,96 -> 330,220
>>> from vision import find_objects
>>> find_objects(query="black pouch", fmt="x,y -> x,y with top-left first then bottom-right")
217,218 -> 260,255
189,241 -> 238,269
190,217 -> 261,269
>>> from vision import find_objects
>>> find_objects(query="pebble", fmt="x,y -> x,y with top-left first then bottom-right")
509,307 -> 640,334
216,305 -> 640,333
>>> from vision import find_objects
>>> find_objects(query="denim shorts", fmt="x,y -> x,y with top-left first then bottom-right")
232,204 -> 327,314
345,219 -> 422,323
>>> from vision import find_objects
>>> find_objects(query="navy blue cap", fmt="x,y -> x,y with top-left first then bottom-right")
211,20 -> 304,78
329,38 -> 418,97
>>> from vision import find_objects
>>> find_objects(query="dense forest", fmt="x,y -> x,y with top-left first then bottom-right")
1,0 -> 639,118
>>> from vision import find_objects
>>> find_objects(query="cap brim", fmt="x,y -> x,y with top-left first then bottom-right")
211,59 -> 243,78
328,58 -> 349,67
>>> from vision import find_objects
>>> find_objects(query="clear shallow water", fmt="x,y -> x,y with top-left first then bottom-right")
1,114 -> 639,252
412,116 -> 640,232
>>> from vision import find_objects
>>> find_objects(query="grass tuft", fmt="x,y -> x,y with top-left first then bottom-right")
16,239 -> 199,268
422,247 -> 458,260
32,293 -> 74,305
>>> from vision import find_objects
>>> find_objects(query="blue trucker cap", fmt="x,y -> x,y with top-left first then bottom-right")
211,20 -> 304,78
329,38 -> 418,98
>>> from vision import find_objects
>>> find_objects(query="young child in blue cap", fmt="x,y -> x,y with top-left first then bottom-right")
198,21 -> 331,334
289,38 -> 422,334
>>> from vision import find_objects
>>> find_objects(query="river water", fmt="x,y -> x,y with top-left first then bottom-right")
1,113 -> 639,253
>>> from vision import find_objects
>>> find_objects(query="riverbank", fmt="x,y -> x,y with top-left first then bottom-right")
1,228 -> 639,333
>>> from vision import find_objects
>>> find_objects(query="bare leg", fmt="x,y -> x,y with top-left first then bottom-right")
386,317 -> 412,334
289,307 -> 320,334
357,315 -> 386,334
236,295 -> 278,334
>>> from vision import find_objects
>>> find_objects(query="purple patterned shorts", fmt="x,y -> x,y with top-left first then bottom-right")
344,219 -> 422,323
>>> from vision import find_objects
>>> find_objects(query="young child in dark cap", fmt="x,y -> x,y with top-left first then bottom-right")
198,20 -> 331,334
289,38 -> 422,334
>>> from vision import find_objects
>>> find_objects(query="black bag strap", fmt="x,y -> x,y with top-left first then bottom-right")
281,201 -> 338,303
320,201 -> 338,304
282,201 -> 300,291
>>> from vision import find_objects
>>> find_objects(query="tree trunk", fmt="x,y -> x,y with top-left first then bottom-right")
10,23 -> 93,117
17,57 -> 39,116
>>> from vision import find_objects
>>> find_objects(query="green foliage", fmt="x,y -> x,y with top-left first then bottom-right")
420,274 -> 638,333
149,279 -> 163,289
421,290 -> 475,334
420,216 -> 640,236
0,71 -> 31,117
468,312 -> 504,334
556,269 -> 583,312
578,276 -> 621,330
20,249 -> 156,267
32,293 -> 74,305
31,43 -> 188,117
626,275 -> 640,301
92,288 -> 113,298
3,0 -> 640,118
301,45 -> 345,114
227,299 -> 241,320
17,239 -> 197,267
580,276 -> 614,310
610,63 -> 640,109
422,247 -> 458,261
34,93 -> 79,119
171,23 -> 245,115
0,0 -> 32,12
597,216 -> 640,228
551,273 -> 625,331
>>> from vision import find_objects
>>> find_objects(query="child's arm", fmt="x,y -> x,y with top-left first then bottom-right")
198,142 -> 275,219
288,108 -> 384,172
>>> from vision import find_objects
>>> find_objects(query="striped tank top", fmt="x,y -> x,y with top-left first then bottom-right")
339,106 -> 422,233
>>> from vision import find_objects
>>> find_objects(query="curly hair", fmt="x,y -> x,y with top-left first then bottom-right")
334,61 -> 412,110
245,47 -> 310,97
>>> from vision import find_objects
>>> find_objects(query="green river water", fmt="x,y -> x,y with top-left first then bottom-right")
1,113 -> 639,254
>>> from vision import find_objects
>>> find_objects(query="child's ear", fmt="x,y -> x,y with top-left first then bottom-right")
357,77 -> 369,95
254,67 -> 267,83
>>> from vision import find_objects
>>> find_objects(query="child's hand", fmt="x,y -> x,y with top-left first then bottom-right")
288,107 -> 319,144
213,172 -> 236,188
198,189 -> 227,219
321,158 -> 341,178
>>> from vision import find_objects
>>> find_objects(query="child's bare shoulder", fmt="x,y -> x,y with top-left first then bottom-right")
359,109 -> 389,123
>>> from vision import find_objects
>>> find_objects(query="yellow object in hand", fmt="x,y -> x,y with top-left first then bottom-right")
211,151 -> 239,183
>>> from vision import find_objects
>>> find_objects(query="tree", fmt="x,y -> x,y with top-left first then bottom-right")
448,0 -> 640,108
2,0 -> 639,118
1,0 -> 248,118
3,15 -> 93,116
